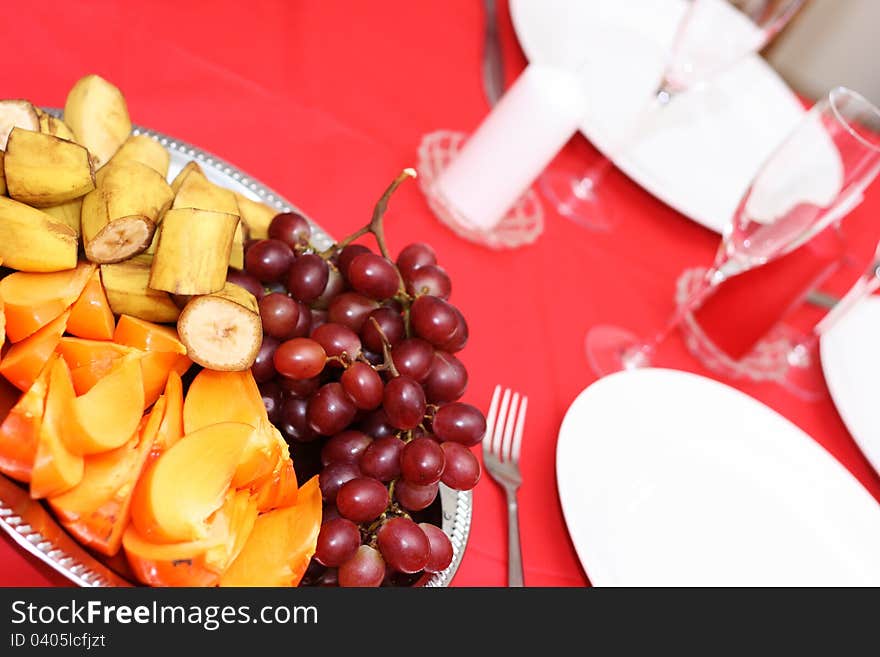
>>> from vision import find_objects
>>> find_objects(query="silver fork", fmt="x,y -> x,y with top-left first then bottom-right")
482,385 -> 528,587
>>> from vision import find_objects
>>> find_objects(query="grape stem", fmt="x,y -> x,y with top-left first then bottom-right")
368,316 -> 400,377
322,168 -> 418,260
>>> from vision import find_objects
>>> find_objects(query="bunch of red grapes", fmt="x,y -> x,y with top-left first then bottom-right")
229,205 -> 485,587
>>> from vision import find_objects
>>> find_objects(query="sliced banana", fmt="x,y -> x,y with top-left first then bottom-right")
85,217 -> 155,264
0,99 -> 40,150
177,283 -> 262,372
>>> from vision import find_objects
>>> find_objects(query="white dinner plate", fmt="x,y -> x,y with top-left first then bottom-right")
556,368 -> 880,586
820,296 -> 880,476
510,0 -> 806,232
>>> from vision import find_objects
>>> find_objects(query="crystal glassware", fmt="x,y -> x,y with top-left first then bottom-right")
542,0 -> 804,231
586,86 -> 880,376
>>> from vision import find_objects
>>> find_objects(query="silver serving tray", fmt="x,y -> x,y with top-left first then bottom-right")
0,112 -> 472,588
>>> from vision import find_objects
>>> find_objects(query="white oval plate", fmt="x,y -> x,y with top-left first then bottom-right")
557,368 -> 880,586
510,0 -> 805,233
820,296 -> 880,477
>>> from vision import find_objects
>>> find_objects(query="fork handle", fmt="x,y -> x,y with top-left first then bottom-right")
505,487 -> 524,587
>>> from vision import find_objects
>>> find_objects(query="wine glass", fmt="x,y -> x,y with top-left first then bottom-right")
587,86 -> 880,376
542,0 -> 804,230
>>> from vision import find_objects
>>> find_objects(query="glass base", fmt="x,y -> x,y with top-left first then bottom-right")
585,324 -> 653,377
539,169 -> 616,232
416,130 -> 544,250
675,267 -> 827,402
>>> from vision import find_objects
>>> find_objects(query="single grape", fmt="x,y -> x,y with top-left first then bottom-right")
359,408 -> 395,440
362,350 -> 383,366
322,504 -> 342,523
311,323 -> 362,364
440,442 -> 481,490
226,268 -> 265,300
383,376 -> 427,430
312,265 -> 345,310
280,376 -> 321,398
243,238 -> 259,255
394,480 -> 438,512
328,292 -> 379,332
358,436 -> 404,481
339,545 -> 385,587
410,295 -> 458,346
308,382 -> 358,435
310,309 -> 329,331
336,477 -> 389,523
259,292 -> 301,339
319,462 -> 361,502
404,264 -> 451,299
258,380 -> 283,425
251,336 -> 279,383
274,337 -> 327,380
301,558 -> 327,586
337,244 -> 372,280
361,307 -> 405,353
348,253 -> 400,300
287,253 -> 330,303
439,306 -> 469,353
268,211 -> 311,248
424,351 -> 468,402
340,361 -> 384,410
432,402 -> 486,446
244,239 -> 294,282
315,518 -> 361,567
400,437 -> 445,485
376,517 -> 430,574
396,242 -> 437,276
391,338 -> 434,382
280,397 -> 317,443
419,523 -> 454,573
321,430 -> 373,466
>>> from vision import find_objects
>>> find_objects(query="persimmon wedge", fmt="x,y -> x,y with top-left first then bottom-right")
140,350 -> 191,409
129,421 -> 253,543
65,356 -> 145,455
152,370 -> 183,455
0,262 -> 94,343
0,310 -> 69,391
0,361 -> 51,482
57,337 -> 136,395
50,397 -> 165,555
220,475 -> 321,587
66,270 -> 115,340
183,369 -> 277,489
30,356 -> 83,499
113,314 -> 187,354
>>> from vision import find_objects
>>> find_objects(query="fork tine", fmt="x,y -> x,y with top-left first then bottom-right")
501,393 -> 519,462
483,385 -> 502,452
511,396 -> 527,464
492,388 -> 512,457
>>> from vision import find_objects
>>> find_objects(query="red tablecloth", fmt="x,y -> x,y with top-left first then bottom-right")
3,0 -> 880,587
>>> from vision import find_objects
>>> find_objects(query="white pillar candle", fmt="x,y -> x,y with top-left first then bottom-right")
433,64 -> 588,232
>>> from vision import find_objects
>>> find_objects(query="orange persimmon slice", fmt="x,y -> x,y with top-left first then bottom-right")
220,475 -> 321,587
122,512 -> 230,587
0,361 -> 52,482
152,370 -> 184,455
129,421 -> 253,543
184,369 -> 277,489
113,314 -> 187,354
49,397 -> 165,556
57,337 -> 137,395
0,310 -> 70,391
30,356 -> 83,499
139,350 -> 191,409
66,270 -> 115,341
0,262 -> 94,343
65,356 -> 145,455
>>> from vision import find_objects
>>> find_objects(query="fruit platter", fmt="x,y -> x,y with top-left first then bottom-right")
0,75 -> 481,587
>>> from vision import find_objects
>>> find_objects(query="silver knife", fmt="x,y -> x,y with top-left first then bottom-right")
482,0 -> 505,105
